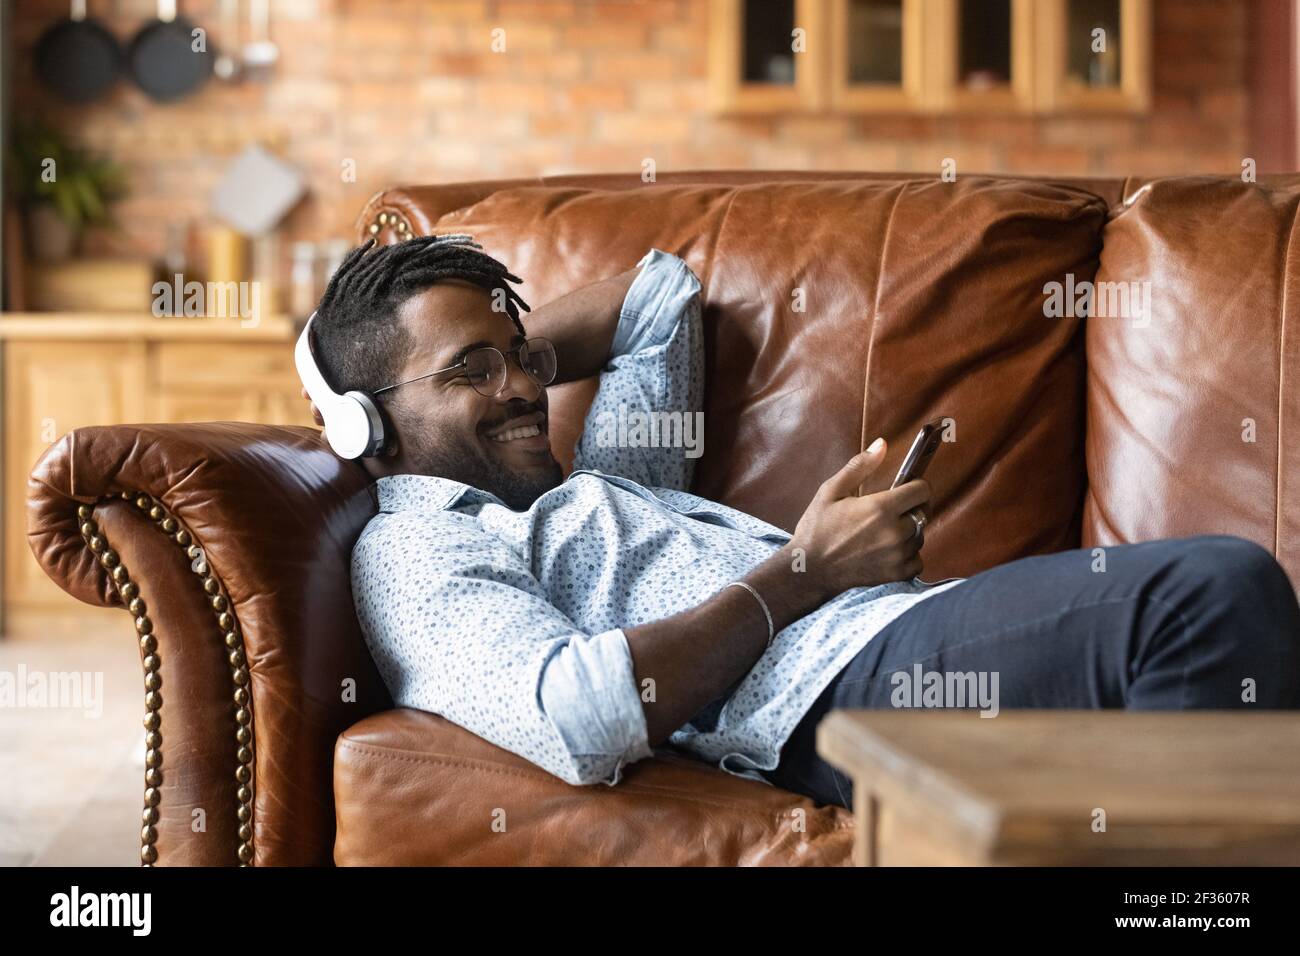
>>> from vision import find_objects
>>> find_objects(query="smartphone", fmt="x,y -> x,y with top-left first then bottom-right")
890,418 -> 947,489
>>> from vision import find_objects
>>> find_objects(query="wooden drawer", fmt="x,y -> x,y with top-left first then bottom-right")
153,342 -> 299,388
4,340 -> 148,612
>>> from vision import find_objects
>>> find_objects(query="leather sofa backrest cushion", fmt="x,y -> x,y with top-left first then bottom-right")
360,171 -> 1128,232
1084,176 -> 1300,584
420,178 -> 1107,579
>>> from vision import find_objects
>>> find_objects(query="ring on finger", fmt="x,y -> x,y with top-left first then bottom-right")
909,509 -> 927,540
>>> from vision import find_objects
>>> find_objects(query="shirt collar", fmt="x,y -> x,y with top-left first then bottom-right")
375,473 -> 502,513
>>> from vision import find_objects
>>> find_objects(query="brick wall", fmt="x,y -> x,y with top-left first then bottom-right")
12,0 -> 1252,264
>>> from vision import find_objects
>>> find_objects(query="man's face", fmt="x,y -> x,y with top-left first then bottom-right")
381,281 -> 563,510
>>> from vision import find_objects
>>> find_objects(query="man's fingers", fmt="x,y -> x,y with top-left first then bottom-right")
877,478 -> 932,515
301,386 -> 325,426
819,438 -> 888,500
891,514 -> 925,548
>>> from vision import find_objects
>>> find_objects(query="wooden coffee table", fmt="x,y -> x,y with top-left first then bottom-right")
816,711 -> 1300,866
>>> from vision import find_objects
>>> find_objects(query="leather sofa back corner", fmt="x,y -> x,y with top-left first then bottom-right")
1085,174 -> 1300,586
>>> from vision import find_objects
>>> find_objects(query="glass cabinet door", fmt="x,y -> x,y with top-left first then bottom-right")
1035,0 -> 1151,111
709,0 -> 826,112
744,0 -> 798,84
1068,0 -> 1122,89
830,0 -> 925,111
927,0 -> 1036,112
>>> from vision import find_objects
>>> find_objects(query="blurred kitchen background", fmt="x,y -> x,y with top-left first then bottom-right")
0,0 -> 1297,863
5,0 -> 1294,280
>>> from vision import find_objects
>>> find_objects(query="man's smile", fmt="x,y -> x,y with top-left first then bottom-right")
482,408 -> 552,454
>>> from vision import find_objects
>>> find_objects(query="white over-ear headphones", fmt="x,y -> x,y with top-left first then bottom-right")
295,313 -> 387,459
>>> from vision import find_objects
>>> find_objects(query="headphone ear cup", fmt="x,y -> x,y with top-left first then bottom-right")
347,391 -> 388,457
320,391 -> 385,459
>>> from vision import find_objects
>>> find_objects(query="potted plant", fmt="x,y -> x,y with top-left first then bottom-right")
7,120 -> 125,261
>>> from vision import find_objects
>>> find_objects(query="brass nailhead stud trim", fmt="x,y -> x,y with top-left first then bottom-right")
370,209 -> 413,239
78,501 -> 163,868
135,490 -> 255,867
77,491 -> 256,868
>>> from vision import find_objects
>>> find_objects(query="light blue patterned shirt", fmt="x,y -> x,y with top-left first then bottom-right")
352,249 -> 962,788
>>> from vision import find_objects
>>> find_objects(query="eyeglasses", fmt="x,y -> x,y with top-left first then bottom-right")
374,337 -> 557,398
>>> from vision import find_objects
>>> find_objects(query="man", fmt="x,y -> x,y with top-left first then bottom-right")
304,235 -> 1300,810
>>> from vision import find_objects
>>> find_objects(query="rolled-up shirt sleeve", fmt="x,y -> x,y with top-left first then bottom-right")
352,511 -> 652,787
537,628 -> 651,782
572,248 -> 704,491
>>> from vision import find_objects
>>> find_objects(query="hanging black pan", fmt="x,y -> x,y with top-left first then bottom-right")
34,0 -> 122,104
129,0 -> 212,101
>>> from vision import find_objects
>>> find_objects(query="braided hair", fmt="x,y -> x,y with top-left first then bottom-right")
311,233 -> 532,397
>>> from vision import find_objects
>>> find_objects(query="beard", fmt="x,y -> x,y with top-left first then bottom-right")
400,410 -> 563,511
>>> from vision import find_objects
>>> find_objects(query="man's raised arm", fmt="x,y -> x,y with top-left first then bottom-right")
522,265 -> 642,384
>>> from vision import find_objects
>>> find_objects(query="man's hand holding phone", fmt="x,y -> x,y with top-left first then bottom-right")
788,435 -> 932,601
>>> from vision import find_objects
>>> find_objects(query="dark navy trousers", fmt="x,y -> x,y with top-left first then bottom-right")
762,536 -> 1300,809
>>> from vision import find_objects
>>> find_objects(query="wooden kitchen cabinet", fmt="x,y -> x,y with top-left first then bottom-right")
711,0 -> 1151,114
0,315 -> 314,637
924,0 -> 1038,114
151,342 -> 311,424
828,0 -> 927,112
3,339 -> 148,614
1033,0 -> 1151,113
708,0 -> 828,112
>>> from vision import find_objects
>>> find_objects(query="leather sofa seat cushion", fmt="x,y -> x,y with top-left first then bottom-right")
333,708 -> 854,866
432,178 -> 1108,578
1084,176 -> 1300,583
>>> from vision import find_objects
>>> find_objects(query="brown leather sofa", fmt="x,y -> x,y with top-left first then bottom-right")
26,171 -> 1300,866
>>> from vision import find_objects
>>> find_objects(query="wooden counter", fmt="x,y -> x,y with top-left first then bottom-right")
0,313 -> 299,341
1,313 -> 316,638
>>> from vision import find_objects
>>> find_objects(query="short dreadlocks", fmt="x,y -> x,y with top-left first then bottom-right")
311,233 -> 531,397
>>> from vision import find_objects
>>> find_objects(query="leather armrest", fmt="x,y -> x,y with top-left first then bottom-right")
27,422 -> 391,865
